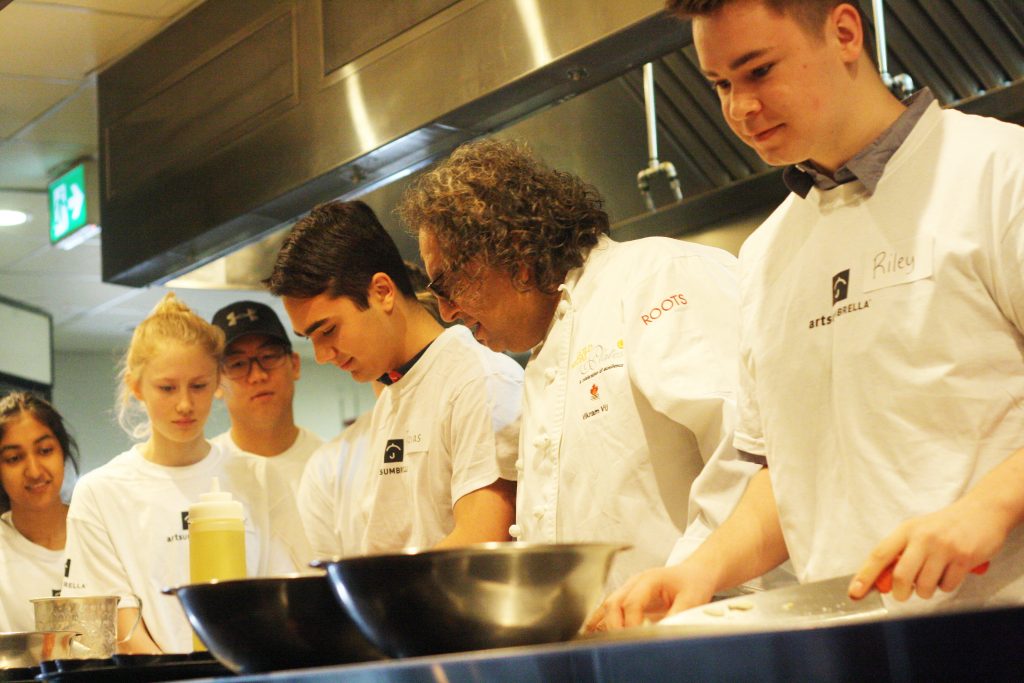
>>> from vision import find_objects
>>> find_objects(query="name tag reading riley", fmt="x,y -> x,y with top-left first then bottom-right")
862,235 -> 933,293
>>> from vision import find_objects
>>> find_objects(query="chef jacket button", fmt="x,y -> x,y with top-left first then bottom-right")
509,524 -> 523,539
532,435 -> 549,449
515,458 -> 524,472
556,301 -> 570,318
544,367 -> 556,383
533,509 -> 544,520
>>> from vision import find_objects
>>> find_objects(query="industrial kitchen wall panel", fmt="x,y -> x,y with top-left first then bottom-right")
103,7 -> 298,200
321,0 -> 459,72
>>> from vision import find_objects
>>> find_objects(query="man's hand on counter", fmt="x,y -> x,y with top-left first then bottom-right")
584,562 -> 717,632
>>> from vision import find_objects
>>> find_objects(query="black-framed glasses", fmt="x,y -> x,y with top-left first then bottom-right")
426,265 -> 458,302
221,347 -> 289,379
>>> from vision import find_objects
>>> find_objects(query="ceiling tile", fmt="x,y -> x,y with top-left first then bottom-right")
0,270 -> 137,320
4,236 -> 103,277
0,139 -> 94,189
0,190 -> 49,266
0,76 -> 79,139
0,188 -> 48,223
19,81 -> 98,146
0,3 -> 162,79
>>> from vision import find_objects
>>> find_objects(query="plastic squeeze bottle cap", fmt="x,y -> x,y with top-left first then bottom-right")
188,477 -> 244,522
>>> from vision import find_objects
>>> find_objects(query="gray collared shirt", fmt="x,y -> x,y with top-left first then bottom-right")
783,88 -> 936,198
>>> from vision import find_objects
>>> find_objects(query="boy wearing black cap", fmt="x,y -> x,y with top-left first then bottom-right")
211,300 -> 324,491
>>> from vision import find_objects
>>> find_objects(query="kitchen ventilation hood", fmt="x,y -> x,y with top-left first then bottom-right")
99,0 -> 687,286
100,0 -> 1024,288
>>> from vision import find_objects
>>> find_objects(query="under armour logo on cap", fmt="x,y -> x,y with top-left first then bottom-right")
226,307 -> 259,327
212,300 -> 292,348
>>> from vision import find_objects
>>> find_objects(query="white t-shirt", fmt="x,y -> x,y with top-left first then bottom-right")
0,511 -> 64,632
62,442 -> 306,653
298,411 -> 374,559
212,427 -> 322,564
518,235 -> 765,590
211,426 -> 323,496
736,102 -> 1024,602
297,325 -> 522,558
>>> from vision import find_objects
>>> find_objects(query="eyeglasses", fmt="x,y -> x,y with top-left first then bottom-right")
426,265 -> 458,302
221,347 -> 289,379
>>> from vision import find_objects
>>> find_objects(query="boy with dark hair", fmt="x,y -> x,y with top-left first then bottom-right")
266,200 -> 523,554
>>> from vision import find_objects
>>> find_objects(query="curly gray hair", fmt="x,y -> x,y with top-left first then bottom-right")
399,138 -> 609,295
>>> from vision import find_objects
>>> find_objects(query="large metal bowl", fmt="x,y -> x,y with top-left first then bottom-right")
165,573 -> 384,673
317,542 -> 627,657
0,631 -> 80,669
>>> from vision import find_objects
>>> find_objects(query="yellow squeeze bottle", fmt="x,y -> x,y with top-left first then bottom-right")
188,477 -> 246,650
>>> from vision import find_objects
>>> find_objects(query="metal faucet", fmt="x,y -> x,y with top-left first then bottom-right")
872,0 -> 916,100
637,62 -> 683,212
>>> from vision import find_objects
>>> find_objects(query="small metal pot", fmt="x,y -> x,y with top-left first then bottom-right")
0,631 -> 80,669
31,594 -> 141,659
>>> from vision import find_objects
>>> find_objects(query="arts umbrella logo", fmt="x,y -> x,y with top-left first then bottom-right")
384,439 -> 405,463
832,269 -> 850,305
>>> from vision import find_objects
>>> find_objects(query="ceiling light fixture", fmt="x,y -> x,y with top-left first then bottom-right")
0,210 -> 30,227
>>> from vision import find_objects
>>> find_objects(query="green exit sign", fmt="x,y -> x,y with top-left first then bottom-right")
48,161 -> 101,249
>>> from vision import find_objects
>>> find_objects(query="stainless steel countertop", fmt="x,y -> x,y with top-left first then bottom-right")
210,602 -> 1024,683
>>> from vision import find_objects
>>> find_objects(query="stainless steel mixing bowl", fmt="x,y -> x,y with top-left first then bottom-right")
317,542 -> 627,657
164,573 -> 384,673
0,631 -> 80,669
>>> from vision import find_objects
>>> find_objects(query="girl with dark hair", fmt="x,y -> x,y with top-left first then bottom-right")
0,391 -> 79,631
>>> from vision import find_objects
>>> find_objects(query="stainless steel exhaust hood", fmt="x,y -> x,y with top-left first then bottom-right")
99,0 -> 687,287
100,0 -> 1024,289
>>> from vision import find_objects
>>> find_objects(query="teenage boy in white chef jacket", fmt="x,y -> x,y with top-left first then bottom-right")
593,0 -> 1024,629
266,199 -> 523,555
297,262 -> 445,558
210,300 -> 324,494
401,138 -> 767,591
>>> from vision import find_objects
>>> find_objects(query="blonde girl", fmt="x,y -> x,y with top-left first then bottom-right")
62,293 -> 305,654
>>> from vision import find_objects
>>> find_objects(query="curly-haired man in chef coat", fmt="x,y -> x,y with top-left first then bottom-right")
592,0 -> 1024,629
400,139 -> 769,591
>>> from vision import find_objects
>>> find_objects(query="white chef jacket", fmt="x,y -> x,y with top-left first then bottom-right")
736,102 -> 1024,603
518,234 -> 762,590
298,411 -> 374,559
0,511 -> 64,631
62,442 -> 304,653
298,325 -> 522,557
211,426 -> 323,497
212,427 -> 321,568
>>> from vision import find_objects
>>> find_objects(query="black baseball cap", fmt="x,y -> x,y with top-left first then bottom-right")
211,301 -> 291,349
